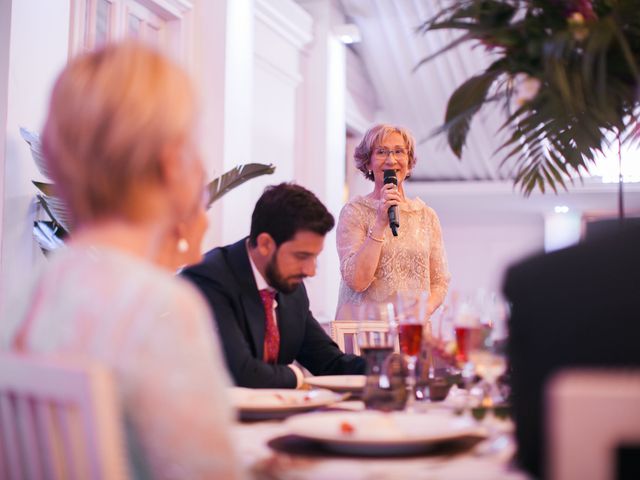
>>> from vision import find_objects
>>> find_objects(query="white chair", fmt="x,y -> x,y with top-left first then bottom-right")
330,320 -> 399,355
546,369 -> 640,480
0,353 -> 128,480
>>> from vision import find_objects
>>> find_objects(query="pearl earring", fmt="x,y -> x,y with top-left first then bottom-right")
177,238 -> 189,253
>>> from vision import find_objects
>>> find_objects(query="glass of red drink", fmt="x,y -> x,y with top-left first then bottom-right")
396,291 -> 428,411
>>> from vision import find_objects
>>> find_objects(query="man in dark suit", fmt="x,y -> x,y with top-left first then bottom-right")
502,223 -> 640,478
183,183 -> 365,388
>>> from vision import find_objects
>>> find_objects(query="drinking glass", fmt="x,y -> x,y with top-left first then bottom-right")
453,298 -> 484,365
356,302 -> 396,375
469,295 -> 508,404
396,291 -> 427,411
356,302 -> 404,410
446,293 -> 493,416
468,295 -> 510,453
416,305 -> 458,402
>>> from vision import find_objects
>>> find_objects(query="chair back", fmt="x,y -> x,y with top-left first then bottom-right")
0,353 -> 128,480
546,369 -> 640,480
330,320 -> 399,355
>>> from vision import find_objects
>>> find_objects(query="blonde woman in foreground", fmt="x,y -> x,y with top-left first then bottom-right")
5,43 -> 242,479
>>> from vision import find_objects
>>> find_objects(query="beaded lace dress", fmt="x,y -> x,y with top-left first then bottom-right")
336,195 -> 450,318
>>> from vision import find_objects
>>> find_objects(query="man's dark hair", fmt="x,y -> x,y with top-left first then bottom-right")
248,183 -> 335,247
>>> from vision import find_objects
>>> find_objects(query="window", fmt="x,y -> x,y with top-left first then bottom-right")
70,0 -> 192,56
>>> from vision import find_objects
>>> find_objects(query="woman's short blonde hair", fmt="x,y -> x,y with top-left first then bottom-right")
42,42 -> 196,225
354,124 -> 417,181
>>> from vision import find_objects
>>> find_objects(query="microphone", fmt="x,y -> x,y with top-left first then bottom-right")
383,169 -> 399,236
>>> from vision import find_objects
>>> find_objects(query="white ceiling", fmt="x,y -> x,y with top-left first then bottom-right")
340,0 -> 514,182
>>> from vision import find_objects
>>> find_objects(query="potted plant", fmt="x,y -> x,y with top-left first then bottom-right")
418,0 -> 640,204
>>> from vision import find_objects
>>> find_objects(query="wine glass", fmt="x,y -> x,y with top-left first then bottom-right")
396,291 -> 427,411
453,297 -> 484,392
418,304 -> 458,402
470,294 -> 508,402
468,295 -> 509,453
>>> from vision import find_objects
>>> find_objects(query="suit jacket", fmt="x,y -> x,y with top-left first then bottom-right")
182,238 -> 365,388
503,224 -> 640,478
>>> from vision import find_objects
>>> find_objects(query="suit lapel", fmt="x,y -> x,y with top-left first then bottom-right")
227,239 -> 267,360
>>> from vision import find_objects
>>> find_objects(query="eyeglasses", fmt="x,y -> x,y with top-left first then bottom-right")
373,147 -> 408,159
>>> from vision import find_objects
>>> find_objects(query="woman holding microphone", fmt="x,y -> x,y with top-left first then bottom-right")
335,124 -> 450,320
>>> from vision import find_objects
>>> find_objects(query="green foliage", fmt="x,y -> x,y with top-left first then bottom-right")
206,163 -> 275,208
418,0 -> 640,194
21,127 -> 276,253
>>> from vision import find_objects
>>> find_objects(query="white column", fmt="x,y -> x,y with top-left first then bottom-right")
218,0 -> 257,245
206,0 -> 313,247
191,0 -> 255,249
296,0 -> 348,323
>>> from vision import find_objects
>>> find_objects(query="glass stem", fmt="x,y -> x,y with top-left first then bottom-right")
405,356 -> 417,411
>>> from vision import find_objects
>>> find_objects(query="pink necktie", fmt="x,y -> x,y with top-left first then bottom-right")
259,289 -> 280,363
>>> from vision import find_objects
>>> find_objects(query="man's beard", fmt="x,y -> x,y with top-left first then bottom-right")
265,255 -> 306,294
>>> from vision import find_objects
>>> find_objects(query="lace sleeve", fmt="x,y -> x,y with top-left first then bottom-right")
120,282 -> 243,480
426,207 -> 451,309
336,201 -> 368,290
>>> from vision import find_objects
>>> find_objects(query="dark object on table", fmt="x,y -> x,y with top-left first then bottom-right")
617,445 -> 640,480
503,224 -> 640,479
266,433 -> 483,459
424,374 -> 454,402
362,353 -> 407,411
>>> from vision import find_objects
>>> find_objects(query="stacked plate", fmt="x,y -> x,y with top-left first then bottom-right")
303,375 -> 366,394
230,387 -> 344,420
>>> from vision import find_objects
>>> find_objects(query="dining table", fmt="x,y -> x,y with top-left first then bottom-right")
230,384 -> 530,480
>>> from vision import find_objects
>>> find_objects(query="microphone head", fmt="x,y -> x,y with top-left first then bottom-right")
383,169 -> 398,185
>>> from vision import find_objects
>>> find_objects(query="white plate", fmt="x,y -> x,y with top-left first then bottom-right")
304,375 -> 366,393
284,410 -> 485,455
230,387 -> 343,419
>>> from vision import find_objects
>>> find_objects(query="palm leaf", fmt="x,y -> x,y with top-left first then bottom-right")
35,194 -> 71,235
433,69 -> 502,157
32,180 -> 56,196
33,220 -> 66,255
20,127 -> 52,180
206,163 -> 275,208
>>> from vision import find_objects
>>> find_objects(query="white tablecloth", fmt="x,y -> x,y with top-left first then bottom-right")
232,401 -> 530,480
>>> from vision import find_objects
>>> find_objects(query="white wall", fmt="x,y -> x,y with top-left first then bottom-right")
185,0 -> 227,250
406,178 -> 640,298
0,0 -> 11,284
1,0 -> 71,311
438,211 -> 544,295
414,184 -> 548,299
407,181 -> 547,299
